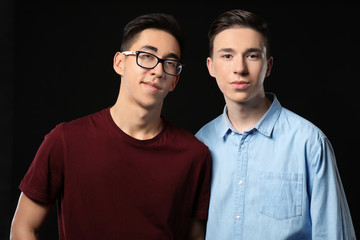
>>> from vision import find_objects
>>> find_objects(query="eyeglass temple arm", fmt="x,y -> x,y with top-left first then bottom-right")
122,51 -> 137,55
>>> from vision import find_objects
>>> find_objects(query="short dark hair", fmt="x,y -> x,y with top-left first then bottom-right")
120,13 -> 185,57
208,9 -> 271,59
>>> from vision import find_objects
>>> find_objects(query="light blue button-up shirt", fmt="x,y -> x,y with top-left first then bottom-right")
196,93 -> 356,240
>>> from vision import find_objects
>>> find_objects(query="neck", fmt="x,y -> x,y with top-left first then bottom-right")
225,95 -> 271,134
110,95 -> 163,140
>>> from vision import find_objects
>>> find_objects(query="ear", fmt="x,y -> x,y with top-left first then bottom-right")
265,57 -> 273,77
206,57 -> 216,77
113,52 -> 125,76
169,76 -> 180,92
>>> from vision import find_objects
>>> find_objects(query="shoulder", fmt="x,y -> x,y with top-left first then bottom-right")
277,107 -> 330,153
280,107 -> 326,137
47,108 -> 110,140
164,120 -> 210,155
63,108 -> 108,128
63,108 -> 108,130
195,115 -> 223,143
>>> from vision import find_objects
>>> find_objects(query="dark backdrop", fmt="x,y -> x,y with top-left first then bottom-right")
2,2 -> 359,239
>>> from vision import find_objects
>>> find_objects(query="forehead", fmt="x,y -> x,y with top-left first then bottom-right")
130,28 -> 181,57
213,27 -> 265,51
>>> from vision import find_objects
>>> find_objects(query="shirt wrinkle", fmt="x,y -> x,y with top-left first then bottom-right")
196,92 -> 356,240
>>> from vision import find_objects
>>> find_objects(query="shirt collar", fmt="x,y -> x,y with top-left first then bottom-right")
215,93 -> 282,139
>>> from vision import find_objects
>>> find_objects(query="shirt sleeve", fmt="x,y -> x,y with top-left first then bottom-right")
19,123 -> 65,204
309,136 -> 356,239
193,148 -> 212,219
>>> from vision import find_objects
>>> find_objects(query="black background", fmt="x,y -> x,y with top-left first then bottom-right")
1,1 -> 359,239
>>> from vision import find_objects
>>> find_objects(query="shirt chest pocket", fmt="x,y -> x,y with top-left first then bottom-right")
259,171 -> 303,220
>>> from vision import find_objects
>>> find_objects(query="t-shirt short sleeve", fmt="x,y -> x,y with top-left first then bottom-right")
19,123 -> 65,204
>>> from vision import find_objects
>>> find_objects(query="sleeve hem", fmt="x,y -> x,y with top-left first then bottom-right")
19,181 -> 55,204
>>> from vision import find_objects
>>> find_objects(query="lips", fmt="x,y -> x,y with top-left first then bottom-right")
230,80 -> 250,90
142,81 -> 161,91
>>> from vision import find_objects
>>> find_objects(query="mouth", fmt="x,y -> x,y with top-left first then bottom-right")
142,81 -> 162,91
230,80 -> 250,90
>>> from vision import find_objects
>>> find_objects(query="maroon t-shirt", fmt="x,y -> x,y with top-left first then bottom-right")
20,108 -> 211,240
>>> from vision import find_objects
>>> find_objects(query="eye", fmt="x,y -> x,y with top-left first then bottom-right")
139,52 -> 155,61
143,54 -> 154,59
221,54 -> 233,59
246,53 -> 261,60
165,61 -> 176,68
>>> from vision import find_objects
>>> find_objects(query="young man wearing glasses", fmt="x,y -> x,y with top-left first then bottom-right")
196,9 -> 356,239
11,13 -> 211,240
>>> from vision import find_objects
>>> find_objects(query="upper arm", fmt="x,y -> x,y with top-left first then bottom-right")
10,192 -> 53,240
309,137 -> 356,238
188,219 -> 206,240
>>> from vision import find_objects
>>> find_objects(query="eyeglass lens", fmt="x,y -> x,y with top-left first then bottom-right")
137,52 -> 182,76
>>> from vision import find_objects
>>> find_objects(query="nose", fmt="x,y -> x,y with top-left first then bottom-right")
149,62 -> 165,77
233,56 -> 248,76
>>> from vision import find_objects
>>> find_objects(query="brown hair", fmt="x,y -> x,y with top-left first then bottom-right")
120,13 -> 184,57
208,9 -> 271,59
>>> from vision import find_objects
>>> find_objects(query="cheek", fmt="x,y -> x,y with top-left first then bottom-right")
258,64 -> 269,81
248,63 -> 267,79
215,75 -> 229,94
125,59 -> 147,74
211,61 -> 229,79
211,63 -> 229,89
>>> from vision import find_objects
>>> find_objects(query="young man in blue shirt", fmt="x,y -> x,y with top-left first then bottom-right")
196,9 -> 356,239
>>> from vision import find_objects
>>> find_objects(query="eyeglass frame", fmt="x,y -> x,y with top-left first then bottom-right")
122,50 -> 184,76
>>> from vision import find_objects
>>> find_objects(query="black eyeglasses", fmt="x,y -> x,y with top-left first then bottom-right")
122,51 -> 183,76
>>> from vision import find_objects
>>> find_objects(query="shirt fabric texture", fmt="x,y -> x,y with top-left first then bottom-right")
196,93 -> 356,240
20,108 -> 212,240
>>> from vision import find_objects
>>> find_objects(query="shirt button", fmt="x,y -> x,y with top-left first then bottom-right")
241,145 -> 245,150
231,132 -> 235,135
238,180 -> 243,185
236,216 -> 240,221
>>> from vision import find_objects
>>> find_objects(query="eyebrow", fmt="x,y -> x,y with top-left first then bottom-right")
217,47 -> 263,54
217,48 -> 235,54
164,53 -> 180,60
140,45 -> 180,60
141,45 -> 158,53
245,48 -> 263,54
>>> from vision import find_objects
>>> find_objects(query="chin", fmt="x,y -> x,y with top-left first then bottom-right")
227,92 -> 251,103
139,99 -> 163,110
